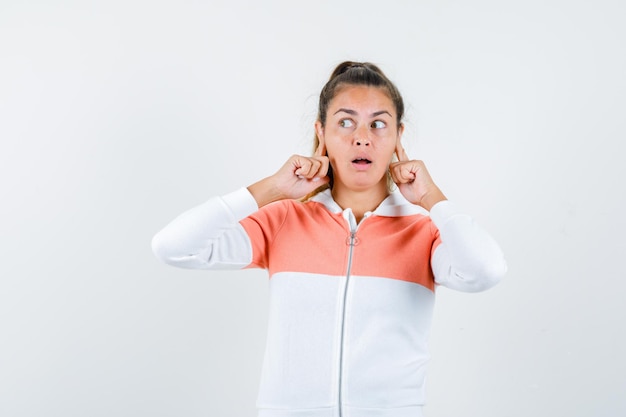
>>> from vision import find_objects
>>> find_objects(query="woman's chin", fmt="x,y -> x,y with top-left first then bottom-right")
336,175 -> 388,193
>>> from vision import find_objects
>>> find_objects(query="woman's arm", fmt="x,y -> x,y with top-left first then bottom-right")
391,145 -> 506,291
151,188 -> 258,270
152,150 -> 329,270
429,201 -> 507,292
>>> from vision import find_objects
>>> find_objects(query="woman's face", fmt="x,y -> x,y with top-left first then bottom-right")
315,85 -> 403,193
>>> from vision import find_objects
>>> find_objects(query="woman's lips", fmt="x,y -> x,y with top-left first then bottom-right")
352,158 -> 372,170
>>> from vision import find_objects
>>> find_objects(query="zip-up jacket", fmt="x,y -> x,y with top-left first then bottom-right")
152,187 -> 507,417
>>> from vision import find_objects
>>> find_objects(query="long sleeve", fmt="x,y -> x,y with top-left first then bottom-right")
429,200 -> 507,292
151,188 -> 259,270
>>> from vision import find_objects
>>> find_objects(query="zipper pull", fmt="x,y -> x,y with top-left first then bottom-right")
345,232 -> 360,246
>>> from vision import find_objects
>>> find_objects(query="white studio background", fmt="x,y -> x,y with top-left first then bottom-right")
1,1 -> 625,416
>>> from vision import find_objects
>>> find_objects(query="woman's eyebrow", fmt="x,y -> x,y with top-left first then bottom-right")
372,110 -> 392,118
334,108 -> 357,116
333,108 -> 393,117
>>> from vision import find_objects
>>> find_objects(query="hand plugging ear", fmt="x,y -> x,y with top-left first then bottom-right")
390,144 -> 447,211
277,147 -> 330,199
248,144 -> 330,207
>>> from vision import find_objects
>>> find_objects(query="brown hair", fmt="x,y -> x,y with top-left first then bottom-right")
310,61 -> 405,196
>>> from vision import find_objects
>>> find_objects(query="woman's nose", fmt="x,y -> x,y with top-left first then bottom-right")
353,127 -> 371,146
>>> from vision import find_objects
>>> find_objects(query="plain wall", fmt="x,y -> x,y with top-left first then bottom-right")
1,0 -> 625,416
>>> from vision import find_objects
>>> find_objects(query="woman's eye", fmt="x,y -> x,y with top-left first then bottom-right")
371,120 -> 386,129
339,119 -> 354,128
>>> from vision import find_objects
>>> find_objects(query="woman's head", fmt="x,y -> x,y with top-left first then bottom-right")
312,61 -> 405,195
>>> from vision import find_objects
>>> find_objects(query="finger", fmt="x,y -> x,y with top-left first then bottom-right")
390,162 -> 416,184
293,156 -> 310,178
295,157 -> 321,179
294,160 -> 312,178
395,142 -> 410,162
389,163 -> 404,184
312,155 -> 330,178
314,141 -> 327,158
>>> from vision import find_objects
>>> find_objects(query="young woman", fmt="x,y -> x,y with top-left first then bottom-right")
152,61 -> 506,417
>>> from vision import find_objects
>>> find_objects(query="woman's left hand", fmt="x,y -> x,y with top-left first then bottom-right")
390,144 -> 447,211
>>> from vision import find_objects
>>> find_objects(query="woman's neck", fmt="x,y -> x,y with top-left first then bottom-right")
331,183 -> 389,223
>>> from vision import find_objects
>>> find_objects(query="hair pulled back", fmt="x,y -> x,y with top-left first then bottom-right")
317,61 -> 404,128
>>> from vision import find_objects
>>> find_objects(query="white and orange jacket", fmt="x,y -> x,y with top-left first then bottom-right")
152,187 -> 507,417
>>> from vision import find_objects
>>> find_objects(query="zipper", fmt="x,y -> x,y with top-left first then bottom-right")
337,210 -> 364,417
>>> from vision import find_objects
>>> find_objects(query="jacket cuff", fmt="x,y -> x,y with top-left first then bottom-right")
220,187 -> 259,221
428,200 -> 462,228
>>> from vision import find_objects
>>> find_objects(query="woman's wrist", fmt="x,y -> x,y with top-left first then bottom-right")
247,177 -> 284,208
419,188 -> 447,211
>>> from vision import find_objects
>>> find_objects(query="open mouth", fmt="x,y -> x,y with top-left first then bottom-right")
352,158 -> 372,165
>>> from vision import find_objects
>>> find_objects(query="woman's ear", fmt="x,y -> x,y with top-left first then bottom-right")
315,121 -> 326,156
394,123 -> 405,156
397,123 -> 405,140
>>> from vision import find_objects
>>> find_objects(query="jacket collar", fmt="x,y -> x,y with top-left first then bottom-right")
310,188 -> 429,217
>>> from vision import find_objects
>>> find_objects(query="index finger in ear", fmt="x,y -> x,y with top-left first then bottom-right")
314,142 -> 327,158
395,143 -> 410,162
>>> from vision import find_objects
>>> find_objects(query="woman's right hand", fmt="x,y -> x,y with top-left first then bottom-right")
247,145 -> 330,208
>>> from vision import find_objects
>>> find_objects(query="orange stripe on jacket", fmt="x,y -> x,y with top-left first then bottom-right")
240,200 -> 441,291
